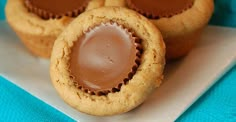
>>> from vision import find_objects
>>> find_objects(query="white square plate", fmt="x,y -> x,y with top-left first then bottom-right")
0,21 -> 235,122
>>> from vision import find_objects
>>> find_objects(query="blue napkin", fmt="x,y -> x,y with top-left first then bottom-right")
0,0 -> 236,121
210,0 -> 236,27
177,66 -> 236,122
0,0 -> 6,20
0,77 -> 75,122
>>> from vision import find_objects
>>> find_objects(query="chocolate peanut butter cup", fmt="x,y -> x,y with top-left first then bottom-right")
126,0 -> 194,19
69,22 -> 142,96
25,0 -> 89,19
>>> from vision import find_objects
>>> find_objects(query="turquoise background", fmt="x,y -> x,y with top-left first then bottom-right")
0,0 -> 236,121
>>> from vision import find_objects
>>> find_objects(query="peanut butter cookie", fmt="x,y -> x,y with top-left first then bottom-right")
50,7 -> 165,116
105,0 -> 214,60
5,0 -> 104,58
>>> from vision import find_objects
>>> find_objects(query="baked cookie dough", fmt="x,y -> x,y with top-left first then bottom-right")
5,0 -> 104,58
105,0 -> 214,60
50,7 -> 165,116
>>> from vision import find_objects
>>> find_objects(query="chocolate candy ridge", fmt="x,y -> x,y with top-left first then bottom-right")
24,0 -> 89,19
126,0 -> 194,19
69,22 -> 143,96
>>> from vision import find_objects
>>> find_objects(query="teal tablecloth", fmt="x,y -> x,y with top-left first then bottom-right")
0,0 -> 236,121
